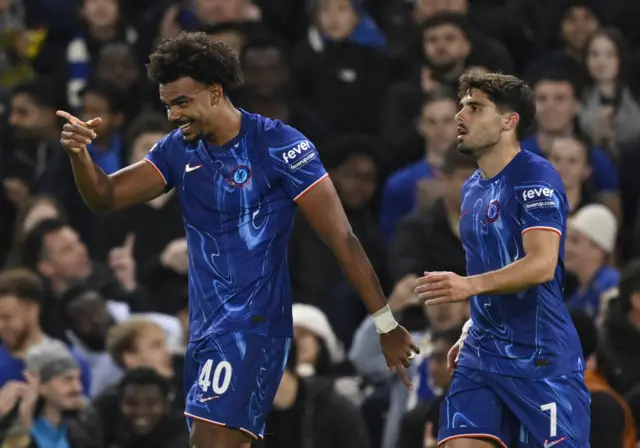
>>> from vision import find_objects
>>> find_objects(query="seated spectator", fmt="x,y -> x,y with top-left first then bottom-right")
0,269 -> 91,393
0,339 -> 101,447
107,368 -> 189,448
548,136 -> 597,215
564,205 -> 619,320
379,90 -> 459,240
263,341 -> 370,448
603,260 -> 640,395
571,310 -> 636,448
59,285 -> 123,397
522,71 -> 621,218
396,329 -> 460,448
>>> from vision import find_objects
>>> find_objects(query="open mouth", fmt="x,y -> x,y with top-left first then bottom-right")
457,125 -> 468,140
178,121 -> 194,133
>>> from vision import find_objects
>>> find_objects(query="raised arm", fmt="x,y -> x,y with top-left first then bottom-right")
58,111 -> 166,212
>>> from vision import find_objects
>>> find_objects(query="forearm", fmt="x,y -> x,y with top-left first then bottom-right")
468,254 -> 555,296
330,232 -> 387,315
68,149 -> 114,212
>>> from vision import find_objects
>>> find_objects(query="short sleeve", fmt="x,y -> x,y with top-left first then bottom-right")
514,163 -> 567,237
143,134 -> 174,190
267,125 -> 328,201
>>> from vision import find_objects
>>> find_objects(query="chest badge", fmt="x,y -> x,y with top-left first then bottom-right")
486,200 -> 501,223
228,165 -> 252,188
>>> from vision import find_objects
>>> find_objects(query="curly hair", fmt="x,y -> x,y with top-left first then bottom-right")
147,31 -> 243,93
458,72 -> 536,140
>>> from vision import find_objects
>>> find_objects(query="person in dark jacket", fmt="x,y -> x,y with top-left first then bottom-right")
262,340 -> 370,448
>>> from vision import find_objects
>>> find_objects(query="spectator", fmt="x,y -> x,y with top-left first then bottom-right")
603,260 -> 640,395
200,22 -> 250,57
0,339 -> 101,448
59,285 -> 123,397
17,219 -> 152,341
65,0 -> 137,109
379,89 -> 459,239
564,204 -> 620,320
571,310 -> 637,448
580,27 -> 640,155
263,340 -> 370,448
521,71 -> 622,218
548,136 -> 597,215
0,268 -> 91,393
107,368 -> 188,448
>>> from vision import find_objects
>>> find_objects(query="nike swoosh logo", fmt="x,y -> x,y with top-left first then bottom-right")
198,396 -> 219,403
544,437 -> 566,448
185,164 -> 203,172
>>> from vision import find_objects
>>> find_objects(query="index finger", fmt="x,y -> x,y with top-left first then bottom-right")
394,363 -> 414,390
56,110 -> 82,125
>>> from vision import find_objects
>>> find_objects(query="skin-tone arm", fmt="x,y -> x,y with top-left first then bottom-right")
58,111 -> 166,212
415,229 -> 560,305
295,176 -> 420,388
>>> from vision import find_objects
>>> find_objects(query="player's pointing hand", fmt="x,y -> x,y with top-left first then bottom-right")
57,110 -> 102,154
379,325 -> 420,390
415,271 -> 476,306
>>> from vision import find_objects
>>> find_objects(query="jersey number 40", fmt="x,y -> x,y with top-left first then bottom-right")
199,359 -> 233,395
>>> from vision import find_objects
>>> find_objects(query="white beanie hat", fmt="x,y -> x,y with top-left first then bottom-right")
292,303 -> 344,364
568,204 -> 617,253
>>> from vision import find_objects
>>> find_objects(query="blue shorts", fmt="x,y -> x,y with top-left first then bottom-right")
183,332 -> 291,439
439,366 -> 590,447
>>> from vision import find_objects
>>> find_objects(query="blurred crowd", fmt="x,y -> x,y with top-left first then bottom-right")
1,0 -> 640,447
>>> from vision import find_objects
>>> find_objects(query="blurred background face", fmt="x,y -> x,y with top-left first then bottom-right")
41,369 -> 84,410
331,154 -> 377,209
414,0 -> 468,23
81,92 -> 122,140
428,338 -> 453,389
587,35 -> 619,84
565,227 -> 603,272
96,44 -> 140,92
82,0 -> 119,28
420,99 -> 458,156
318,0 -> 358,40
561,6 -> 599,53
40,227 -> 91,281
423,24 -> 470,69
66,291 -> 114,351
293,326 -> 320,366
425,301 -> 467,331
121,384 -> 166,435
9,93 -> 54,140
130,132 -> 167,163
195,0 -> 244,24
242,47 -> 289,99
549,138 -> 591,191
207,31 -> 246,56
125,325 -> 173,377
533,81 -> 577,133
0,296 -> 37,351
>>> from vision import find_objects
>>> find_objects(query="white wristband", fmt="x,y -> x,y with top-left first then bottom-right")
373,305 -> 399,334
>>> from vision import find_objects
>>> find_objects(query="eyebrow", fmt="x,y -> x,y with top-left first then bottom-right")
163,95 -> 191,106
461,100 -> 485,108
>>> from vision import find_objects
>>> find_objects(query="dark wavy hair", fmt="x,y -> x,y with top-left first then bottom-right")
146,31 -> 244,94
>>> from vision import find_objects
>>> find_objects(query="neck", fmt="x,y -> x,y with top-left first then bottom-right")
205,101 -> 242,146
536,128 -> 573,156
90,25 -> 117,41
564,45 -> 583,61
10,328 -> 45,358
477,140 -> 520,179
272,374 -> 299,410
575,261 -> 601,288
51,278 -> 70,295
425,148 -> 444,170
597,82 -> 617,98
565,186 -> 582,212
42,403 -> 62,427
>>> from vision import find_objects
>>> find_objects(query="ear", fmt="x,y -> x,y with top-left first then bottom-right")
37,260 -> 54,279
581,165 -> 593,181
503,112 -> 519,132
631,292 -> 640,311
209,85 -> 223,106
122,351 -> 136,369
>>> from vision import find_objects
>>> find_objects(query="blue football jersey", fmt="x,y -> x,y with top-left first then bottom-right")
456,150 -> 584,378
145,110 -> 328,341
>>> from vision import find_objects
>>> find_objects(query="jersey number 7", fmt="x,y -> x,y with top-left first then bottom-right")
199,359 -> 233,394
